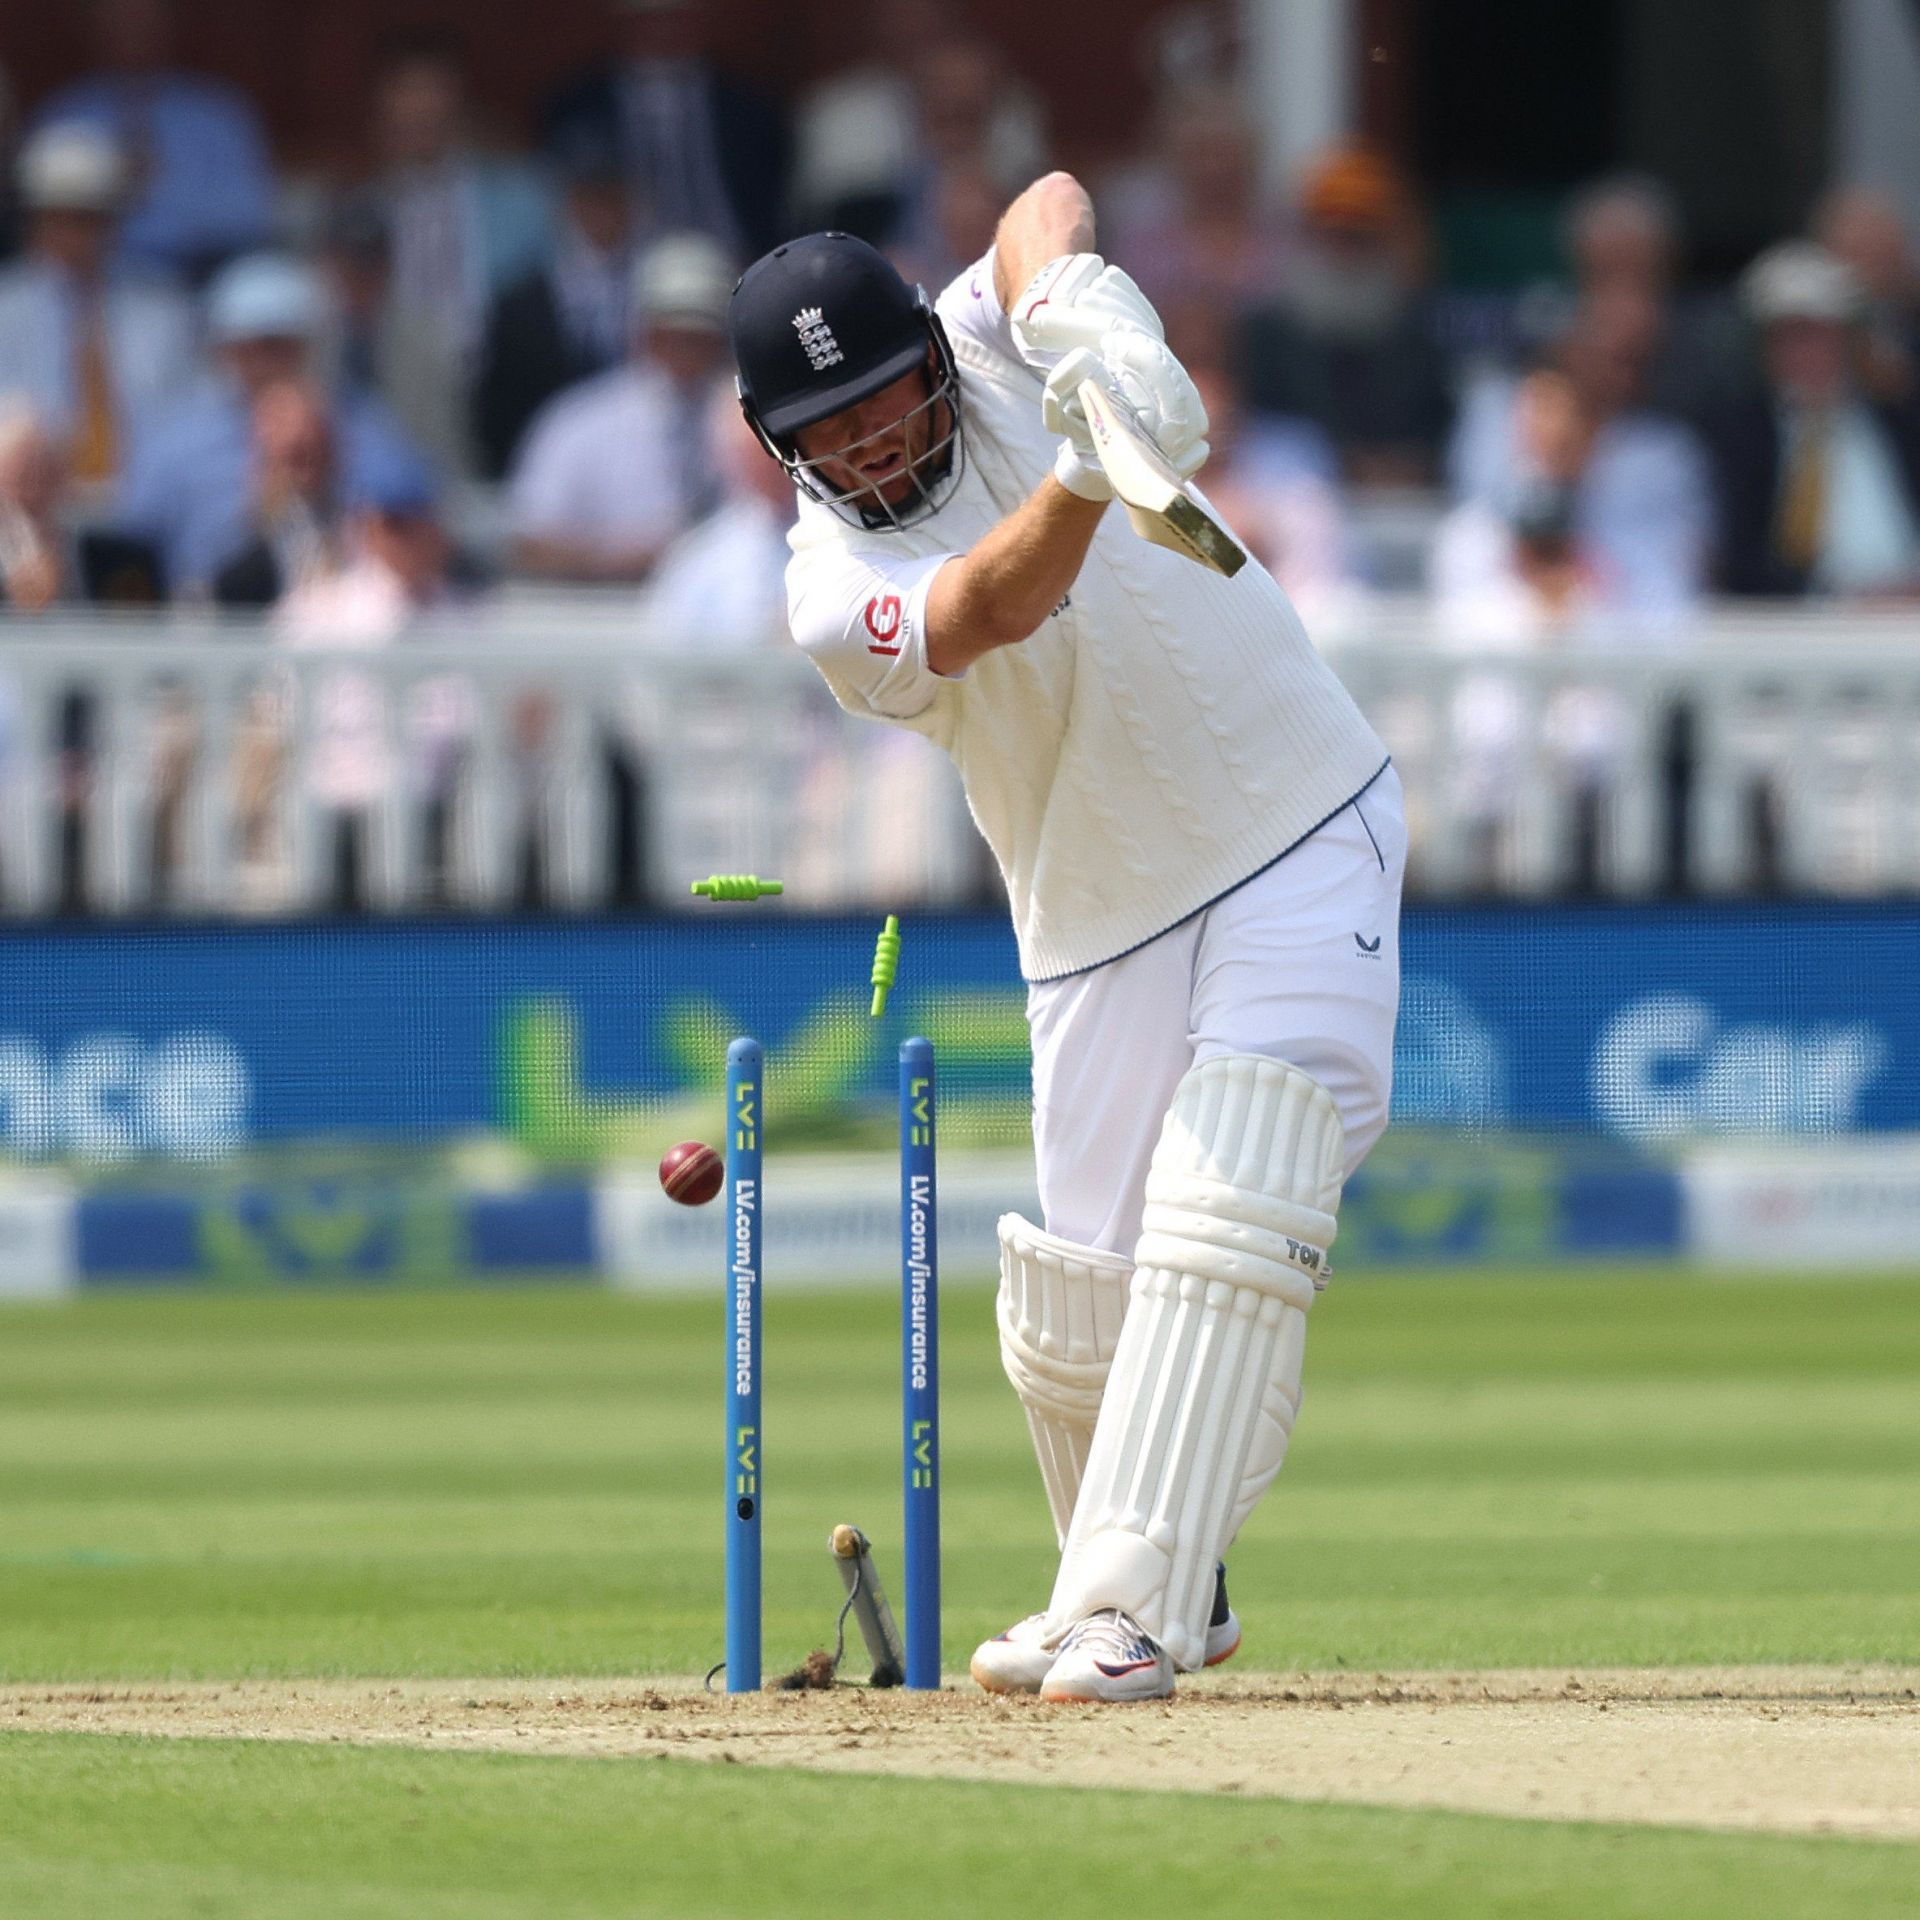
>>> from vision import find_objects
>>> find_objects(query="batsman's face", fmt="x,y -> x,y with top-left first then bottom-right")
792,358 -> 945,510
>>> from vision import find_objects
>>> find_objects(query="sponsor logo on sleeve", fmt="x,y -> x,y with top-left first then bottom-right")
863,594 -> 904,655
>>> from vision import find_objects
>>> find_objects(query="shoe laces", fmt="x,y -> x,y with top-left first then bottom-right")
1062,1607 -> 1159,1666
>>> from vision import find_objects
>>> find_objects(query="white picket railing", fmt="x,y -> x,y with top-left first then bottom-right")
1327,601 -> 1920,896
0,595 -> 1916,914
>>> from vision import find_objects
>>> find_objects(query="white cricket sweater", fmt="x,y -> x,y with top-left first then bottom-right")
784,258 -> 1388,982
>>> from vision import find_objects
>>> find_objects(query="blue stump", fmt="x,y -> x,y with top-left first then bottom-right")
899,1037 -> 941,1689
724,1036 -> 763,1692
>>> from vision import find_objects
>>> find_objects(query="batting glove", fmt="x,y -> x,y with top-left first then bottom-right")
1101,330 -> 1211,480
1011,254 -> 1166,368
1041,347 -> 1116,500
1041,332 -> 1212,496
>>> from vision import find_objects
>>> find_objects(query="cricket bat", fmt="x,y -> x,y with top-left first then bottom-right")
1078,379 -> 1247,578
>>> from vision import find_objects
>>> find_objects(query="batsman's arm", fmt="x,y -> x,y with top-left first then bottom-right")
993,172 -> 1097,312
923,480 -> 1105,675
919,171 -> 1107,678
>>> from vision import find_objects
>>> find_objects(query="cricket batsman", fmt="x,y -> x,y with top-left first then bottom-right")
728,173 -> 1405,1702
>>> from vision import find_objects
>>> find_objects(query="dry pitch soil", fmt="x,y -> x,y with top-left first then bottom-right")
6,1667 -> 1918,1841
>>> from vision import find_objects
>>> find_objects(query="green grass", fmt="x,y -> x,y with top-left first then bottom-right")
2,1270 -> 1916,1917
3,1272 -> 1916,1680
2,1732 -> 1916,1920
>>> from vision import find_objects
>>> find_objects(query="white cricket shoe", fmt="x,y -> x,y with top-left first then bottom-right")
969,1566 -> 1239,1694
1038,1609 -> 1175,1703
969,1611 -> 1057,1694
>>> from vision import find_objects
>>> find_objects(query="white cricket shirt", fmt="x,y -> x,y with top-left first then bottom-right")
784,252 -> 1389,981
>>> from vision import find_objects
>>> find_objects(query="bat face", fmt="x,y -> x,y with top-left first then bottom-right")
1080,380 -> 1248,579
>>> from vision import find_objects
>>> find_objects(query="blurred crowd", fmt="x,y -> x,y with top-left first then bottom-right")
3,0 -> 1920,907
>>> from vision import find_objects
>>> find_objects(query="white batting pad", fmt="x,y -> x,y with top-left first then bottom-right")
996,1213 -> 1134,1546
1228,1308 -> 1308,1548
1046,1054 -> 1344,1669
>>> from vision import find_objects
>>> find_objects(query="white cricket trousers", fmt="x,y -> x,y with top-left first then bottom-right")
1026,766 -> 1406,1255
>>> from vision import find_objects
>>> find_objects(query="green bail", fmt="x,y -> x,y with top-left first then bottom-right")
869,914 -> 902,1018
690,875 -> 785,902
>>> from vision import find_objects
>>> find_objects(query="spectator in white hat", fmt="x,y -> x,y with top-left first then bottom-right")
114,251 -> 429,595
508,231 -> 733,582
1704,239 -> 1920,597
0,123 -> 194,487
29,0 -> 274,279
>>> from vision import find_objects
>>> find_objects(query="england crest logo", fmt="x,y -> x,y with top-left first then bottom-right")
793,306 -> 845,373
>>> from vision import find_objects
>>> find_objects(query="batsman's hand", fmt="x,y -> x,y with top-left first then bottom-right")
1041,347 -> 1117,500
1100,330 -> 1210,479
1041,332 -> 1211,498
1010,253 -> 1165,366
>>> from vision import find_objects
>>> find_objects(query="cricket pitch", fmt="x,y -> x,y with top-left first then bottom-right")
7,1666 -> 1916,1842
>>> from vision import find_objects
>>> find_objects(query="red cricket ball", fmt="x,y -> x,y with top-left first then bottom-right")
659,1140 -> 724,1207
